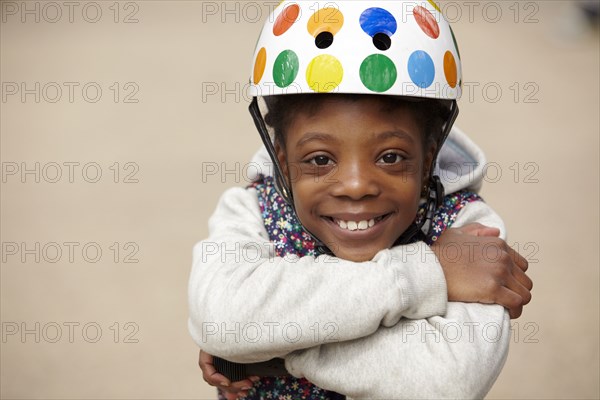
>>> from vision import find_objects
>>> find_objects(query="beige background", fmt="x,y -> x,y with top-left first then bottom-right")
1,0 -> 598,398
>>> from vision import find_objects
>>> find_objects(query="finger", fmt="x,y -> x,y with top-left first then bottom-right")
209,372 -> 232,388
504,274 -> 532,306
508,304 -> 524,319
224,390 -> 249,400
199,351 -> 214,382
199,352 -> 231,388
457,223 -> 500,237
229,378 -> 256,391
512,265 -> 533,291
494,286 -> 523,315
199,350 -> 215,373
475,226 -> 501,237
507,246 -> 529,272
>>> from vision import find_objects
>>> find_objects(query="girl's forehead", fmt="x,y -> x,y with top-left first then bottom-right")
287,98 -> 424,145
291,97 -> 421,129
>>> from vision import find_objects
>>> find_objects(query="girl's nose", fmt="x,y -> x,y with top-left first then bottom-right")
328,161 -> 381,200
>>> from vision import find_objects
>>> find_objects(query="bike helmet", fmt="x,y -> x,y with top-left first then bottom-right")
248,0 -> 462,244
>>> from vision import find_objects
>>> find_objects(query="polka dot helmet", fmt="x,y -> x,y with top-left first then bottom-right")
248,0 -> 463,245
249,0 -> 462,98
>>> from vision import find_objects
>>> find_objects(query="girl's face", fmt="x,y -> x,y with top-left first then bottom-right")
277,97 -> 434,262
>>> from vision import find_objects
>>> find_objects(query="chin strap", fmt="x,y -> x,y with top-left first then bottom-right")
394,175 -> 444,245
249,98 -> 293,205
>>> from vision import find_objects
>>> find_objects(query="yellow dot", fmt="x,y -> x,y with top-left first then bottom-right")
306,55 -> 343,93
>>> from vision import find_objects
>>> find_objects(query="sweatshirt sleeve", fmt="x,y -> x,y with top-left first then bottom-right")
188,186 -> 447,363
283,201 -> 511,399
285,304 -> 510,399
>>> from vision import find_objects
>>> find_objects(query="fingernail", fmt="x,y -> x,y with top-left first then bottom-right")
242,386 -> 251,390
220,381 -> 229,387
249,376 -> 260,382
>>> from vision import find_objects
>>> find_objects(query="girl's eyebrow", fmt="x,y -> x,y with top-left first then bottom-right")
296,130 -> 415,147
376,130 -> 415,143
296,132 -> 339,147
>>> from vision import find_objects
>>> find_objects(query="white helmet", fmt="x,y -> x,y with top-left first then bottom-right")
247,0 -> 463,244
249,0 -> 461,98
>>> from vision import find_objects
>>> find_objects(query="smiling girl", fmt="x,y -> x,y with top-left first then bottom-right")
189,2 -> 532,399
269,94 -> 446,262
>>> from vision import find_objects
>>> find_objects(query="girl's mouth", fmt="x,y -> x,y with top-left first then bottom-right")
323,213 -> 393,232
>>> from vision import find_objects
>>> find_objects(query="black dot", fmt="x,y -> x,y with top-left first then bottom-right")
315,31 -> 334,49
373,32 -> 392,51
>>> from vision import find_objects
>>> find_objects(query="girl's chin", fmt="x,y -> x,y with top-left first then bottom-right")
331,247 -> 382,263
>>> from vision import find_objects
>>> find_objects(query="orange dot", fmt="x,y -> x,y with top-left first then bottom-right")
253,47 -> 267,84
273,4 -> 300,36
444,51 -> 457,88
307,7 -> 344,37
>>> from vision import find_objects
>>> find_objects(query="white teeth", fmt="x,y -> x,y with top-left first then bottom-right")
335,218 -> 377,231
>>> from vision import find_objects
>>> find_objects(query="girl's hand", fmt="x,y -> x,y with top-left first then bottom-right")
198,350 -> 259,399
432,223 -> 533,319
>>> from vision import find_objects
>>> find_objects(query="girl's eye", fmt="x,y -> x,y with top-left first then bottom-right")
378,153 -> 403,164
310,155 -> 333,166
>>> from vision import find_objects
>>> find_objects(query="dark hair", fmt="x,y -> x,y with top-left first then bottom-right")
263,94 -> 453,152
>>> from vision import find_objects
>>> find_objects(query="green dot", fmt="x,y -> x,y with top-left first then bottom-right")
273,50 -> 299,88
360,54 -> 397,93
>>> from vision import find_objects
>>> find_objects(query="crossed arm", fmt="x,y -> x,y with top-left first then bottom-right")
189,187 -> 531,398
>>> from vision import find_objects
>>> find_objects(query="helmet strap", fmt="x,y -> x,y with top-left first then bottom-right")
249,97 -> 294,204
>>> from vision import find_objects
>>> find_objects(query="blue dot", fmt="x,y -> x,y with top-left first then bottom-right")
408,50 -> 435,88
360,8 -> 397,37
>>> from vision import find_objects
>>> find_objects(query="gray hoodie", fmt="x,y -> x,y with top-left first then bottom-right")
188,126 -> 510,399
